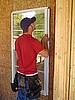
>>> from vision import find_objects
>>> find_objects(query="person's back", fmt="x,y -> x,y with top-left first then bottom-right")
15,17 -> 49,100
15,33 -> 44,75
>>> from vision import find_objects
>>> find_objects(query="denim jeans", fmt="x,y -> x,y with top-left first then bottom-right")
17,89 -> 38,100
17,75 -> 38,100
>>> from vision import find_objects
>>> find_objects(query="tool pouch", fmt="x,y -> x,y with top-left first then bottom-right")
27,74 -> 42,99
11,72 -> 18,92
17,73 -> 26,90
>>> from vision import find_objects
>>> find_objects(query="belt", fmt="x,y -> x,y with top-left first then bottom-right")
17,71 -> 38,76
17,72 -> 38,80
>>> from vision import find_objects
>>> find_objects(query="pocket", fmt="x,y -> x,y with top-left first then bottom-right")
18,73 -> 26,90
29,78 -> 42,91
28,75 -> 42,99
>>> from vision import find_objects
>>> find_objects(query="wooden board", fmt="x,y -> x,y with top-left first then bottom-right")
69,0 -> 75,99
53,0 -> 73,100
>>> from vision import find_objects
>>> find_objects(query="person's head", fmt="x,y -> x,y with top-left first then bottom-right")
20,17 -> 36,33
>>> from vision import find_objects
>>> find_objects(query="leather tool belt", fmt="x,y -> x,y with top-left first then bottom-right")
11,72 -> 42,98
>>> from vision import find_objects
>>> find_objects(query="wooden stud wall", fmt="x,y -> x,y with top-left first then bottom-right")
69,0 -> 75,99
53,0 -> 73,100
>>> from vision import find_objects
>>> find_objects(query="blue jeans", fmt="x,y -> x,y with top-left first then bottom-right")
17,77 -> 38,100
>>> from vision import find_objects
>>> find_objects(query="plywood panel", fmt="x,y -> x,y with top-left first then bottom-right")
69,0 -> 75,99
70,0 -> 75,67
53,0 -> 72,100
12,0 -> 47,11
69,67 -> 75,100
0,0 -> 13,18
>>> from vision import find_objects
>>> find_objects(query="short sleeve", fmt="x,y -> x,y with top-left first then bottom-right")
33,39 -> 43,54
15,39 -> 19,51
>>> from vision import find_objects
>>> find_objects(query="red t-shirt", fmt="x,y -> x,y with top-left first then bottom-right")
15,34 -> 43,75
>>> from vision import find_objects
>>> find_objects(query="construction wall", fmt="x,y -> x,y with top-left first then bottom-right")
69,0 -> 75,99
0,0 -> 55,100
53,0 -> 75,100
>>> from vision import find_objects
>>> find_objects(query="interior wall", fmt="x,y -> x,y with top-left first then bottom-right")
0,0 -> 55,100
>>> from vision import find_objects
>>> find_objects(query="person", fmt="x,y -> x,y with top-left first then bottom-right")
15,16 -> 49,100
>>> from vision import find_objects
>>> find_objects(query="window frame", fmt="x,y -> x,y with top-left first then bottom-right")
11,7 -> 50,96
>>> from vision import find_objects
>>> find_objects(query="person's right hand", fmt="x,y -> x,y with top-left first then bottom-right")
41,35 -> 48,49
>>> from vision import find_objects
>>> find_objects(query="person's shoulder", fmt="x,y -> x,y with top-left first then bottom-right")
19,34 -> 24,38
15,35 -> 23,43
32,37 -> 40,43
17,34 -> 24,40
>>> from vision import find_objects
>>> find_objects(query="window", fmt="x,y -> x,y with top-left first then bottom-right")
11,7 -> 50,95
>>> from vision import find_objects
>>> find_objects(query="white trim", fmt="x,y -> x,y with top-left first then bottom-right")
46,8 -> 50,95
11,7 -> 48,14
11,13 -> 15,83
17,71 -> 38,76
44,8 -> 50,96
13,29 -> 45,32
44,8 -> 48,96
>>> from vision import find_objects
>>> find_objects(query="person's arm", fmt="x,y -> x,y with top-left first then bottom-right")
39,35 -> 49,58
15,39 -> 19,61
39,49 -> 48,58
15,51 -> 18,60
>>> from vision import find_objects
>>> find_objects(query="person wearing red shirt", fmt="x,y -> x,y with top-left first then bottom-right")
15,17 -> 48,100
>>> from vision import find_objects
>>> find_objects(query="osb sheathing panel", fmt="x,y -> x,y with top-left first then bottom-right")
12,0 -> 47,11
0,1 -> 12,99
0,0 -> 13,18
0,18 -> 11,51
0,67 -> 14,100
12,0 -> 27,11
0,50 -> 11,67
0,0 -> 55,100
47,0 -> 55,7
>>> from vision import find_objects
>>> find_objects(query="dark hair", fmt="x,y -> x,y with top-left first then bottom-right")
23,29 -> 28,33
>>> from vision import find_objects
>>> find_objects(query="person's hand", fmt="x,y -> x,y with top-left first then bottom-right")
41,34 -> 49,49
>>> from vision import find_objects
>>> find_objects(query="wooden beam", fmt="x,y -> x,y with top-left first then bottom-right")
53,0 -> 72,100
